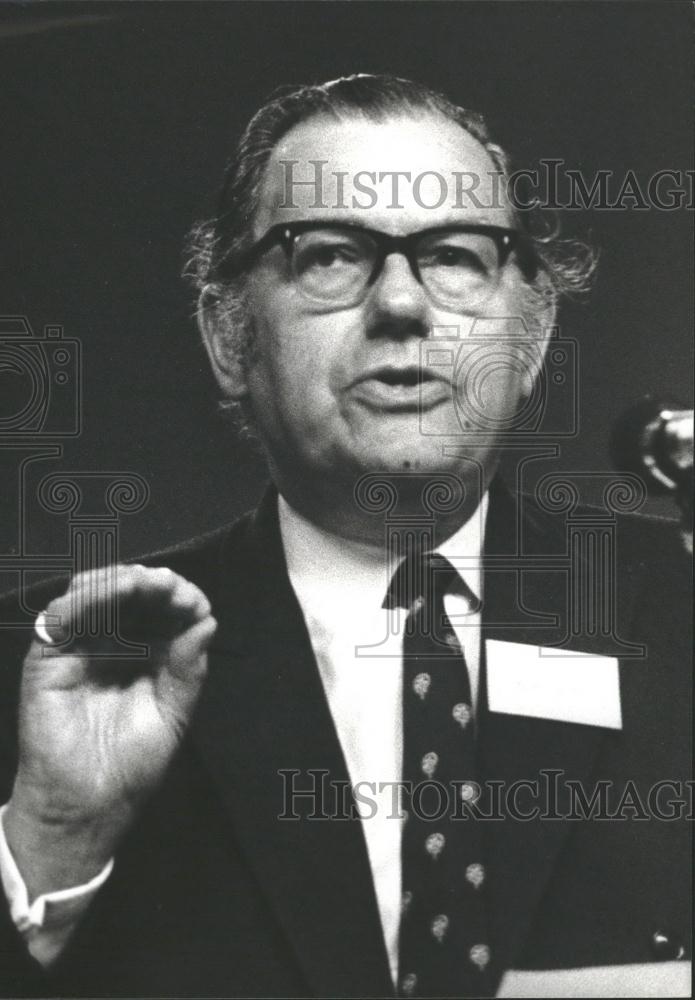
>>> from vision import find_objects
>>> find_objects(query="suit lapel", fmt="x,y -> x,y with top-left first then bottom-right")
189,491 -> 393,998
478,481 -> 631,979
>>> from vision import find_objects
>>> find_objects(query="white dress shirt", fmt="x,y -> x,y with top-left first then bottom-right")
0,491 -> 487,980
0,802 -> 113,966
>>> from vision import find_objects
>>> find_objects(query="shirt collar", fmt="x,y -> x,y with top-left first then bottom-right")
278,491 -> 488,627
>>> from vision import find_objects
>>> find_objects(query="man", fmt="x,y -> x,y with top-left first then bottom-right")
0,75 -> 690,998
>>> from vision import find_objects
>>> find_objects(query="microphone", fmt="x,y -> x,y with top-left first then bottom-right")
610,397 -> 693,494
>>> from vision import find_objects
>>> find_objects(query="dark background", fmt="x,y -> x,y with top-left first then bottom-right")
0,1 -> 692,566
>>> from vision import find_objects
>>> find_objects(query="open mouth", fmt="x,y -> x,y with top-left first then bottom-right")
370,366 -> 437,387
350,366 -> 449,411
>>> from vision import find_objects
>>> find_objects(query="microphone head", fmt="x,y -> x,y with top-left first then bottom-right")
610,396 -> 692,494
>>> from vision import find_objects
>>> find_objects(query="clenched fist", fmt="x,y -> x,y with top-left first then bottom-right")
3,564 -> 217,899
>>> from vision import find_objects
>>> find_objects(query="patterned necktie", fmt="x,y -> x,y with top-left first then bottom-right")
385,551 -> 492,998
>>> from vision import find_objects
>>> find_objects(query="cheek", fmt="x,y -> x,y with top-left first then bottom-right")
452,340 -> 537,432
248,284 -> 361,396
451,287 -> 542,421
245,311 -> 347,430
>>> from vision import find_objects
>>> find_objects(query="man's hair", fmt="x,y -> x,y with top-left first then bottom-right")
186,73 -> 595,293
184,73 -> 596,424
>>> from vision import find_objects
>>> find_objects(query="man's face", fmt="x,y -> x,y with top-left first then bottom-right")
218,113 -> 546,499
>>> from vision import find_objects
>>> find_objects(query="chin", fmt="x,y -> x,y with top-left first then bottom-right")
346,438 -> 474,478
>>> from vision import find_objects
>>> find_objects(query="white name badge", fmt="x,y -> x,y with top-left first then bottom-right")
486,640 -> 622,730
496,962 -> 691,998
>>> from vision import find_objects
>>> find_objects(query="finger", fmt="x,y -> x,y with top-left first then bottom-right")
68,565 -> 180,611
167,614 -> 218,679
154,615 -> 218,719
42,565 -> 163,638
33,608 -> 70,646
168,574 -> 211,617
121,573 -> 212,641
43,566 -> 209,645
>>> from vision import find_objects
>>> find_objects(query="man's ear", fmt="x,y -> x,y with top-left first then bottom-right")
197,285 -> 249,401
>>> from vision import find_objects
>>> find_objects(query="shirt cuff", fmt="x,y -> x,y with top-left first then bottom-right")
0,803 -> 113,964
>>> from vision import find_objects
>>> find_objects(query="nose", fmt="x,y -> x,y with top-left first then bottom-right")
364,252 -> 430,340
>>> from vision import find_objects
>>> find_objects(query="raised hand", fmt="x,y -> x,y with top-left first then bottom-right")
3,564 -> 217,898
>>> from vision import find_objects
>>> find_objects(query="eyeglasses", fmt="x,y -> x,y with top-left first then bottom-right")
227,221 -> 526,312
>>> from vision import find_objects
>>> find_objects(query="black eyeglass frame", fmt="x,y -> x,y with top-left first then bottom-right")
224,220 -> 531,293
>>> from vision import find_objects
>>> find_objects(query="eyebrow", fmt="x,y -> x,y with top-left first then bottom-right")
269,216 -> 514,232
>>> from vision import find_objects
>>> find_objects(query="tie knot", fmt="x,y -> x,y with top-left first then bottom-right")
384,552 -> 465,612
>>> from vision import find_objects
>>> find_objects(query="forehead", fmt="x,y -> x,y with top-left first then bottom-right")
255,113 -> 513,235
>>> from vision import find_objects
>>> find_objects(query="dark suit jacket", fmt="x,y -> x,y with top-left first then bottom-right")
0,480 -> 690,997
